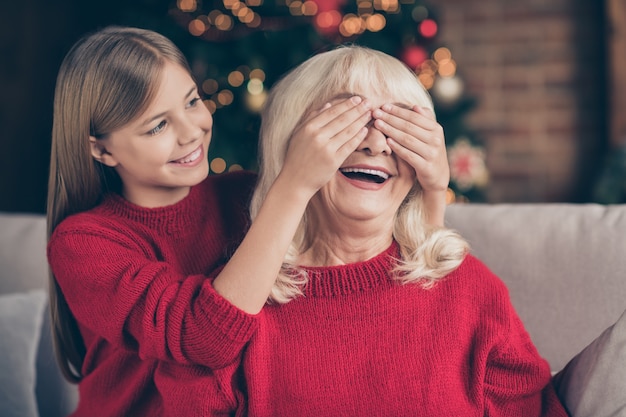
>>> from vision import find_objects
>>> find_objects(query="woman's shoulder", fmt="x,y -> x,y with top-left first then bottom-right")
456,253 -> 494,273
440,255 -> 521,333
447,254 -> 511,300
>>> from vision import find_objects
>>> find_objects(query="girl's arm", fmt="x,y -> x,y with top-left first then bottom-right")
213,96 -> 372,314
48,226 -> 256,368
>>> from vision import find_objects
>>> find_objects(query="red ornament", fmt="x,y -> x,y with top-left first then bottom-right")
400,45 -> 428,69
312,0 -> 347,12
314,10 -> 342,35
311,0 -> 346,36
419,19 -> 438,38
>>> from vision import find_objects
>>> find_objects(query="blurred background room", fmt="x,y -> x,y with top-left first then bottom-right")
1,0 -> 623,213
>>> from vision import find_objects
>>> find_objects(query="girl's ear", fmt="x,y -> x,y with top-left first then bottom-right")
89,136 -> 118,167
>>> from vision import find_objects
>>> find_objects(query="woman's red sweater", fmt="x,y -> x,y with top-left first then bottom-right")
241,243 -> 568,417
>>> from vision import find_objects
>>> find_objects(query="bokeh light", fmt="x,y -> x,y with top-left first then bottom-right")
247,78 -> 264,95
177,0 -> 197,12
419,18 -> 437,37
202,79 -> 219,95
228,70 -> 245,87
188,19 -> 206,36
210,157 -> 227,174
216,90 -> 234,106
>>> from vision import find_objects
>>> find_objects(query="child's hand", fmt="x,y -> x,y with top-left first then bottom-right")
279,96 -> 372,199
372,104 -> 449,225
372,104 -> 449,193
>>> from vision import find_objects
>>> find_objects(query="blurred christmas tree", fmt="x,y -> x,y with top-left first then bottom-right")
592,143 -> 626,204
164,0 -> 488,201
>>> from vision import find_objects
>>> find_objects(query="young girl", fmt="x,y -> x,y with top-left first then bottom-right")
47,27 -> 450,416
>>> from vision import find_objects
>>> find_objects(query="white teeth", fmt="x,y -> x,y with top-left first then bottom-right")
340,167 -> 389,180
175,147 -> 201,164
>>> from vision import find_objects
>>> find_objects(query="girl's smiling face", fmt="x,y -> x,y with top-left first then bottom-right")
90,62 -> 213,207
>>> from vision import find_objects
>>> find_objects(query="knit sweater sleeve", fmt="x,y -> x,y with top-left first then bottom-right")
483,313 -> 567,416
48,222 -> 258,369
478,268 -> 567,416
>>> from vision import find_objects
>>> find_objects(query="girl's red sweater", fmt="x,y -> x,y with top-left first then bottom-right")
47,171 -> 258,417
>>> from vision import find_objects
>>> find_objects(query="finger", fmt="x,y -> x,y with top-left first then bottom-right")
373,118 -> 440,158
291,97 -> 367,150
334,128 -> 368,165
387,137 -> 426,166
287,101 -> 370,172
373,108 -> 444,152
298,97 -> 369,148
315,96 -> 365,128
297,102 -> 332,128
387,138 -> 432,186
374,103 -> 438,133
372,113 -> 430,149
387,138 -> 449,190
330,110 -> 371,148
413,105 -> 437,121
322,98 -> 372,136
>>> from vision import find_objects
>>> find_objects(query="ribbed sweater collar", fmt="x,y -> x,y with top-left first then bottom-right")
97,180 -> 210,235
302,241 -> 400,298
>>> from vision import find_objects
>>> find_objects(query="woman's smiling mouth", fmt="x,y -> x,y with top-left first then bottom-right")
339,167 -> 390,184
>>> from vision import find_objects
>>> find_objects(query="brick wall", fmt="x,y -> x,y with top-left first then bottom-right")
434,0 -> 606,202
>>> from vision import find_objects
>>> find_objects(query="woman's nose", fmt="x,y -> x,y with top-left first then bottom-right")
357,125 -> 392,156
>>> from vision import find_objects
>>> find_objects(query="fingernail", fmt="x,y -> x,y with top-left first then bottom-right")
351,96 -> 362,104
382,104 -> 392,111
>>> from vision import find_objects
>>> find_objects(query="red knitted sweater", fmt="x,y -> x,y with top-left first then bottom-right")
48,170 -> 566,416
242,243 -> 568,417
47,171 -> 258,417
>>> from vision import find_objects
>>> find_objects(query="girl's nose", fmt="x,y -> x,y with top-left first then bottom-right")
178,116 -> 203,145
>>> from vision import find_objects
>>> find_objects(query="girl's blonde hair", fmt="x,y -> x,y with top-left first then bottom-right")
250,45 -> 469,304
47,26 -> 192,382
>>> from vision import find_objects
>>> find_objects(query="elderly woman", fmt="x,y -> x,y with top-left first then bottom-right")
241,46 -> 568,416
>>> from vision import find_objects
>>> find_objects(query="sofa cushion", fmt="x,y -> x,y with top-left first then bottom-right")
0,290 -> 47,417
445,203 -> 626,371
0,212 -> 79,416
553,308 -> 626,417
0,213 -> 48,294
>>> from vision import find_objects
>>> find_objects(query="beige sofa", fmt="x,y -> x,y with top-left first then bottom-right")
0,212 -> 78,417
1,205 -> 625,416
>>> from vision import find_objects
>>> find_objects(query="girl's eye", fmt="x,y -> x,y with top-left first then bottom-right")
148,120 -> 166,136
187,97 -> 201,108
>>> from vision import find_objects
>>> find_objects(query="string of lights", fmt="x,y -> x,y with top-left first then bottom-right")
168,0 -> 488,201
